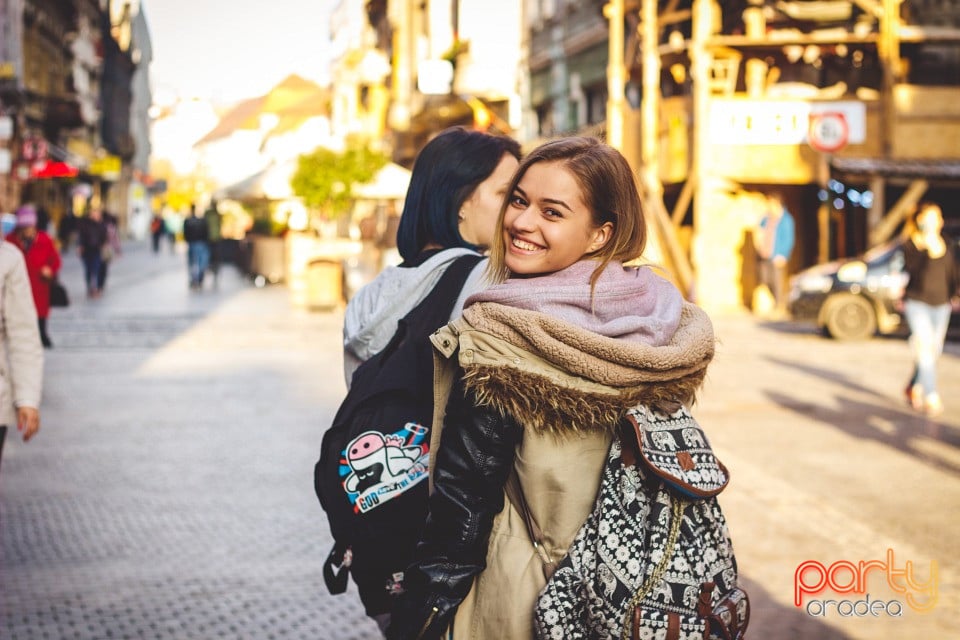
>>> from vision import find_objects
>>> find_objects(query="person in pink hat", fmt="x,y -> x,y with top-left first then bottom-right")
5,204 -> 62,348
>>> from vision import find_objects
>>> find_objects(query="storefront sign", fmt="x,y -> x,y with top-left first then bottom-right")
89,154 -> 121,178
708,100 -> 866,146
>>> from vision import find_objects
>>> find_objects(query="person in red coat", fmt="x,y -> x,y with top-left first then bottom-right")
5,204 -> 62,348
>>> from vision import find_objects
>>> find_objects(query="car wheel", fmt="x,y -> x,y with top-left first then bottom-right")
823,293 -> 877,341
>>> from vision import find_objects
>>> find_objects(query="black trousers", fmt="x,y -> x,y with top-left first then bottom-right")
39,317 -> 52,348
0,425 -> 6,475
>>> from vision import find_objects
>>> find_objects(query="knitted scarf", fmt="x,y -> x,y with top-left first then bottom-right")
457,261 -> 716,433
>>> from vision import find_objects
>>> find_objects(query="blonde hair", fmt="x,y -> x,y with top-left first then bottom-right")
905,201 -> 943,236
488,137 -> 647,287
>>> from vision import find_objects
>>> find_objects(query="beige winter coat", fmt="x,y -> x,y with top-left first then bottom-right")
428,300 -> 715,639
0,242 -> 43,427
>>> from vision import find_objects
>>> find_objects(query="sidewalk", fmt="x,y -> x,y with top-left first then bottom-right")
1,243 -> 957,639
3,242 -> 383,640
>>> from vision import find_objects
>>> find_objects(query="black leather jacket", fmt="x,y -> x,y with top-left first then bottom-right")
386,373 -> 523,640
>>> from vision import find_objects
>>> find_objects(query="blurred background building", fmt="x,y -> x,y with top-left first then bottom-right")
0,0 -> 151,236
324,0 -> 960,313
6,0 -> 956,316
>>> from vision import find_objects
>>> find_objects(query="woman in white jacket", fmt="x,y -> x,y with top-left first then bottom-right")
1,213 -> 44,463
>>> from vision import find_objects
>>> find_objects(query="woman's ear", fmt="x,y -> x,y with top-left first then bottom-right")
587,222 -> 613,253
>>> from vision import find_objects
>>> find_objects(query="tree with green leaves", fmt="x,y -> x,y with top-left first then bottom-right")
290,143 -> 389,223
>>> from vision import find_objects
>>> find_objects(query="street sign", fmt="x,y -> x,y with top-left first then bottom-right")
808,111 -> 849,153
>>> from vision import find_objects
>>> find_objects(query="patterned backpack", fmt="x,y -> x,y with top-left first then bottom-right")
533,405 -> 749,640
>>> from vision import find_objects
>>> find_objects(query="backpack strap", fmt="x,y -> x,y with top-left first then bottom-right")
505,472 -> 558,580
428,324 -> 461,494
401,253 -> 484,331
344,253 -> 483,400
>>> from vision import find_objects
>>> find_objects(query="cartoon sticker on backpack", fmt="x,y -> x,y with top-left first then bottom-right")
339,423 -> 430,513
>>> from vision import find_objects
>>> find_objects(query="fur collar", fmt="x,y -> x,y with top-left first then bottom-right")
450,301 -> 715,437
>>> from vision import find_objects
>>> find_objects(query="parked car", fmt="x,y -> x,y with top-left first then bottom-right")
788,228 -> 960,340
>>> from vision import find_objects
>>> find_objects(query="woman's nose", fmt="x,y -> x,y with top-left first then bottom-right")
511,205 -> 537,231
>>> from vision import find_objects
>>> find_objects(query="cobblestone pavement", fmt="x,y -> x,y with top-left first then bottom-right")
701,316 -> 958,639
1,243 -> 380,640
1,241 -> 957,639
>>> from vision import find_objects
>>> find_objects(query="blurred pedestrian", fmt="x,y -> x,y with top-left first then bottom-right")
150,211 -> 166,253
902,201 -> 960,417
1,218 -> 44,464
203,199 -> 222,284
36,206 -> 51,233
57,209 -> 78,252
97,210 -> 122,292
183,204 -> 210,289
4,204 -> 62,348
77,204 -> 108,297
754,191 -> 795,317
162,204 -> 179,253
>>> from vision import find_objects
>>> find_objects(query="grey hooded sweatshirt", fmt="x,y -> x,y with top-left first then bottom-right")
342,247 -> 487,386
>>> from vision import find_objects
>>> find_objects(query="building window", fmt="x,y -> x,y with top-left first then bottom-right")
536,102 -> 554,137
586,85 -> 607,125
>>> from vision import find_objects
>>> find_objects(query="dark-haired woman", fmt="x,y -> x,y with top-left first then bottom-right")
338,126 -> 520,633
342,126 -> 521,385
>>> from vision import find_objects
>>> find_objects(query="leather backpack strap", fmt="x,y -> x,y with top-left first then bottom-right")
504,472 -> 557,580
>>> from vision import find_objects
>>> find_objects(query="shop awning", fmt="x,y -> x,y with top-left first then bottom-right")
830,157 -> 960,181
30,159 -> 79,179
353,163 -> 411,200
216,161 -> 295,201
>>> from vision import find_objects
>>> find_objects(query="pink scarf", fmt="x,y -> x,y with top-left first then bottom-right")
465,260 -> 683,346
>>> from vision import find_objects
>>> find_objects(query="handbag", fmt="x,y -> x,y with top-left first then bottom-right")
50,278 -> 69,308
531,405 -> 749,640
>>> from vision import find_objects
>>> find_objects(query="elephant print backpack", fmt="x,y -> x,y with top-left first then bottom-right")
534,404 -> 750,640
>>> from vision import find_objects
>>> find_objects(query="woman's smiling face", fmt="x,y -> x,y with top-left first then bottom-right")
502,161 -> 611,276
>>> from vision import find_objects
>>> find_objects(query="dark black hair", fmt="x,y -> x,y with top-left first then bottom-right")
396,126 -> 521,262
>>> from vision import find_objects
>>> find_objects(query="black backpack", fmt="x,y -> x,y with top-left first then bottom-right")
314,254 -> 483,617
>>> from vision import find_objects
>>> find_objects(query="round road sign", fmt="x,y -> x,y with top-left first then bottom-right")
808,112 -> 849,153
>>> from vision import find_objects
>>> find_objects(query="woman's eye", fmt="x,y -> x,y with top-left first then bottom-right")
509,194 -> 527,207
543,208 -> 562,219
